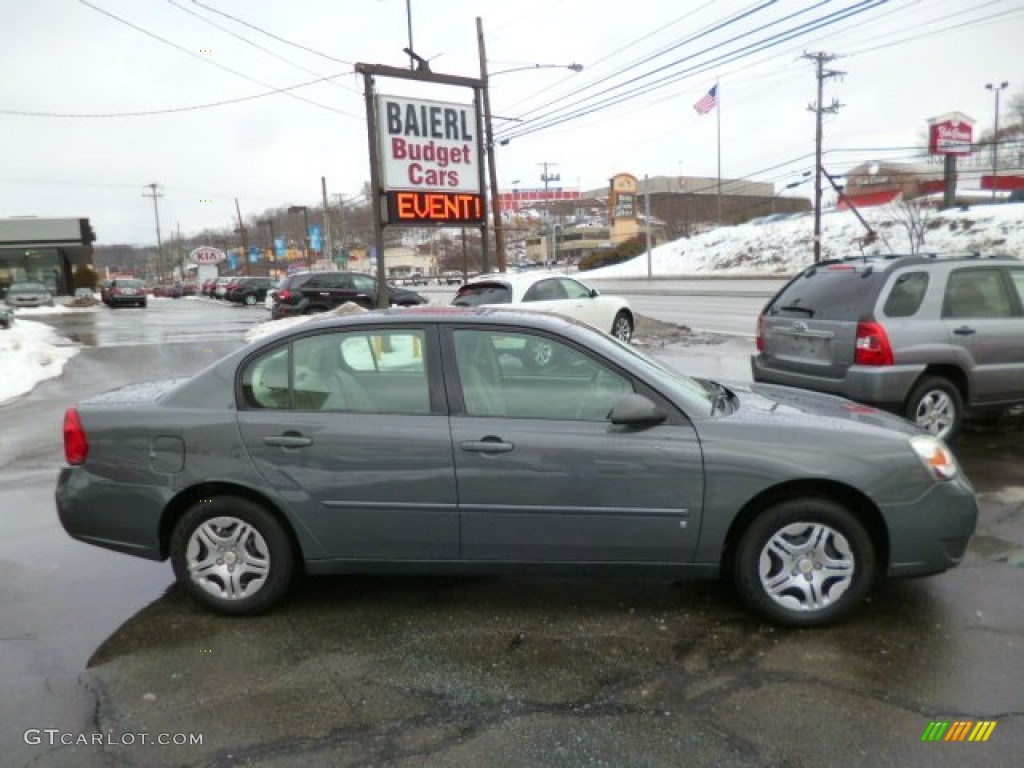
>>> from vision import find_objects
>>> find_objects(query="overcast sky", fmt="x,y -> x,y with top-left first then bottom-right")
1,0 -> 1020,245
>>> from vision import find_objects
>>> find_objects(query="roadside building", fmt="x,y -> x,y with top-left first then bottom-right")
0,217 -> 96,298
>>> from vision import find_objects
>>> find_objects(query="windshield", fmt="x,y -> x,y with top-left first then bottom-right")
11,283 -> 47,292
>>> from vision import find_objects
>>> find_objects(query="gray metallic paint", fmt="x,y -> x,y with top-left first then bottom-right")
56,308 -> 978,583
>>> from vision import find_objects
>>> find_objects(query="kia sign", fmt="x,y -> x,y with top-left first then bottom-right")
927,112 -> 975,157
190,246 -> 226,265
376,94 -> 484,225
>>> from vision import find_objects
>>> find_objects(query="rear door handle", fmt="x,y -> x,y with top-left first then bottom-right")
263,434 -> 314,448
953,326 -> 976,336
460,438 -> 514,454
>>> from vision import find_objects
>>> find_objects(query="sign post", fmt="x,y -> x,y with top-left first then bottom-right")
926,112 -> 975,209
356,61 -> 486,307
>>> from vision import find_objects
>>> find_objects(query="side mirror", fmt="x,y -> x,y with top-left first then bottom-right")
589,288 -> 600,298
609,393 -> 667,426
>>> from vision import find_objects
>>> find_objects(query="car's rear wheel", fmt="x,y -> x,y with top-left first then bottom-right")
904,376 -> 962,441
611,312 -> 633,342
733,498 -> 875,627
170,497 -> 295,616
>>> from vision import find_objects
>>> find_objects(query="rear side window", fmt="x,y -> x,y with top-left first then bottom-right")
882,272 -> 929,317
767,267 -> 886,321
452,283 -> 512,306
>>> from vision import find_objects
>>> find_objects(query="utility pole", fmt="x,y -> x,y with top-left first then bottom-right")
540,161 -> 560,267
142,183 -> 164,281
804,52 -> 844,263
986,81 -> 1009,202
478,17 -> 505,273
235,198 -> 250,275
321,176 -> 333,267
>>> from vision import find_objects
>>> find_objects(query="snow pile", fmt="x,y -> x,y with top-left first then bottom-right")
582,203 -> 1024,278
0,317 -> 79,405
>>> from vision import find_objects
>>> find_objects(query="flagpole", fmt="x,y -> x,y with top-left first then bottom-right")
716,79 -> 722,225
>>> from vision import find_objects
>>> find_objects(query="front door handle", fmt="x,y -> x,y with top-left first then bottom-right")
460,438 -> 514,454
953,326 -> 976,336
264,434 -> 314,448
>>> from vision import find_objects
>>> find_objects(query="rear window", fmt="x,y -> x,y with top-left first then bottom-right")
452,282 -> 512,307
767,266 -> 887,321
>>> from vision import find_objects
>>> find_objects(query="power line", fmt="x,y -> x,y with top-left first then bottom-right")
166,0 -> 360,96
496,1 -> 887,143
77,0 -> 360,118
189,0 -> 355,67
0,71 -> 355,118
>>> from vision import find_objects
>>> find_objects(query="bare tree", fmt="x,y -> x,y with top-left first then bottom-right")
885,195 -> 931,254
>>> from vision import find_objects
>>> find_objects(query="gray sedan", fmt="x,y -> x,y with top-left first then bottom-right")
56,308 -> 977,627
5,281 -> 54,308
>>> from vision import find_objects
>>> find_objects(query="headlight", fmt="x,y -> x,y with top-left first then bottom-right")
909,435 -> 958,481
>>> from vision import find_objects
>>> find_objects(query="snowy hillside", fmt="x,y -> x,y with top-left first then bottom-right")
582,202 -> 1024,278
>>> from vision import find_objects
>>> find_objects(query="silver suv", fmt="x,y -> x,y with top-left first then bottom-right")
751,254 -> 1024,440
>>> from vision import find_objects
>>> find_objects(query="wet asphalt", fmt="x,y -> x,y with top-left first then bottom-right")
1,297 -> 1021,767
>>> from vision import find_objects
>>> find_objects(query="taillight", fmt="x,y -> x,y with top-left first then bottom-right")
277,289 -> 292,301
854,321 -> 893,366
755,313 -> 766,352
63,408 -> 89,465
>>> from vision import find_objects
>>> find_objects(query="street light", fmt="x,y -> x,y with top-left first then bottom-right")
985,81 -> 1009,202
478,16 -> 583,272
287,205 -> 311,267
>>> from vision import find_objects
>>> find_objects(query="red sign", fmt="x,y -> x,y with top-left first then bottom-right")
928,120 -> 973,156
386,190 -> 484,225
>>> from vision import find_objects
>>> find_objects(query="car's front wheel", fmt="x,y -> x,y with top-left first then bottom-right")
733,498 -> 875,627
170,496 -> 295,615
611,311 -> 633,343
904,376 -> 962,441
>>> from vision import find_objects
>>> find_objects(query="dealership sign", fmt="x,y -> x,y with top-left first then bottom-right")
189,246 -> 226,265
376,94 -> 484,225
927,112 -> 975,156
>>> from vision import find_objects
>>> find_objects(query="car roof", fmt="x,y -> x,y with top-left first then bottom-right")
463,271 -> 586,290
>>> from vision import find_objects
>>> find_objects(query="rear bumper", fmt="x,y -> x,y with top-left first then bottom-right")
750,355 -> 924,408
55,466 -> 166,561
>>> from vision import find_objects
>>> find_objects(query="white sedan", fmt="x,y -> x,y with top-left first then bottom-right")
452,272 -> 634,367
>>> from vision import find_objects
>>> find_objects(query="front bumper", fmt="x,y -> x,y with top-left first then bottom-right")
883,474 -> 978,577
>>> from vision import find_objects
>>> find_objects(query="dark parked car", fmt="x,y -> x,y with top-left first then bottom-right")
57,309 -> 977,627
225,276 -> 274,306
102,278 -> 147,308
752,253 -> 1024,441
270,270 -> 428,319
4,281 -> 54,308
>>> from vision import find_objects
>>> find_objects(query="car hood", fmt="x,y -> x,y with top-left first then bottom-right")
724,380 -> 922,437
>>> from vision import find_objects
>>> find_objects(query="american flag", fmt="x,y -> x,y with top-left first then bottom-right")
693,84 -> 718,115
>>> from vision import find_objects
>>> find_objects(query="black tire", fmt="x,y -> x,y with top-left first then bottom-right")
170,496 -> 295,616
611,311 -> 633,343
904,376 -> 963,442
733,498 -> 875,627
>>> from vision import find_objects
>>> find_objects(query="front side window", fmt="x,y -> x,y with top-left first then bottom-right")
523,279 -> 569,303
560,278 -> 593,300
943,269 -> 1013,318
1007,268 -> 1024,310
452,329 -> 632,421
